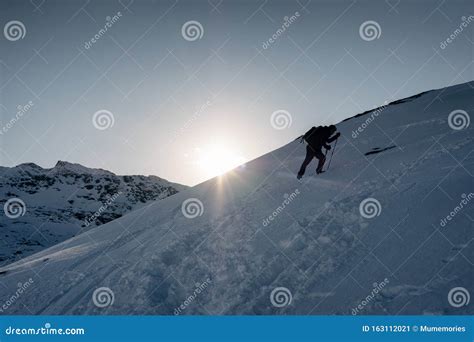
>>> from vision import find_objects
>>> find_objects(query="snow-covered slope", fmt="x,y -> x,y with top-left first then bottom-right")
0,161 -> 186,266
0,82 -> 472,315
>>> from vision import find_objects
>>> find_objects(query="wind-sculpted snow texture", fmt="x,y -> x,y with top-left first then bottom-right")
0,82 -> 472,315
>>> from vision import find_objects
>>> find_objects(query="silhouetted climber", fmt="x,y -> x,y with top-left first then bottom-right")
297,125 -> 340,179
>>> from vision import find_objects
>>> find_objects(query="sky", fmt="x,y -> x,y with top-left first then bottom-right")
0,0 -> 472,186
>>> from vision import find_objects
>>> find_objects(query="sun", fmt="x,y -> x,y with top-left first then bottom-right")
192,144 -> 246,179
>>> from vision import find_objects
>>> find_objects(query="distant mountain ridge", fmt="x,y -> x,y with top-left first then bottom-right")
0,161 -> 187,266
0,81 -> 472,315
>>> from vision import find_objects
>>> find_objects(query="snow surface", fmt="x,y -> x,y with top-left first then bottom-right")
0,161 -> 186,266
0,82 -> 472,315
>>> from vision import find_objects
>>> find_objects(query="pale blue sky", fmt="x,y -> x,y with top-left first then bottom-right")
0,0 -> 472,185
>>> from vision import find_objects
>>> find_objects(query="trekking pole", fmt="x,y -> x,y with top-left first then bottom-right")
325,137 -> 338,171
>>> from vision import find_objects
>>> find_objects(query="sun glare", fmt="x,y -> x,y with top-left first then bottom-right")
191,144 -> 246,180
